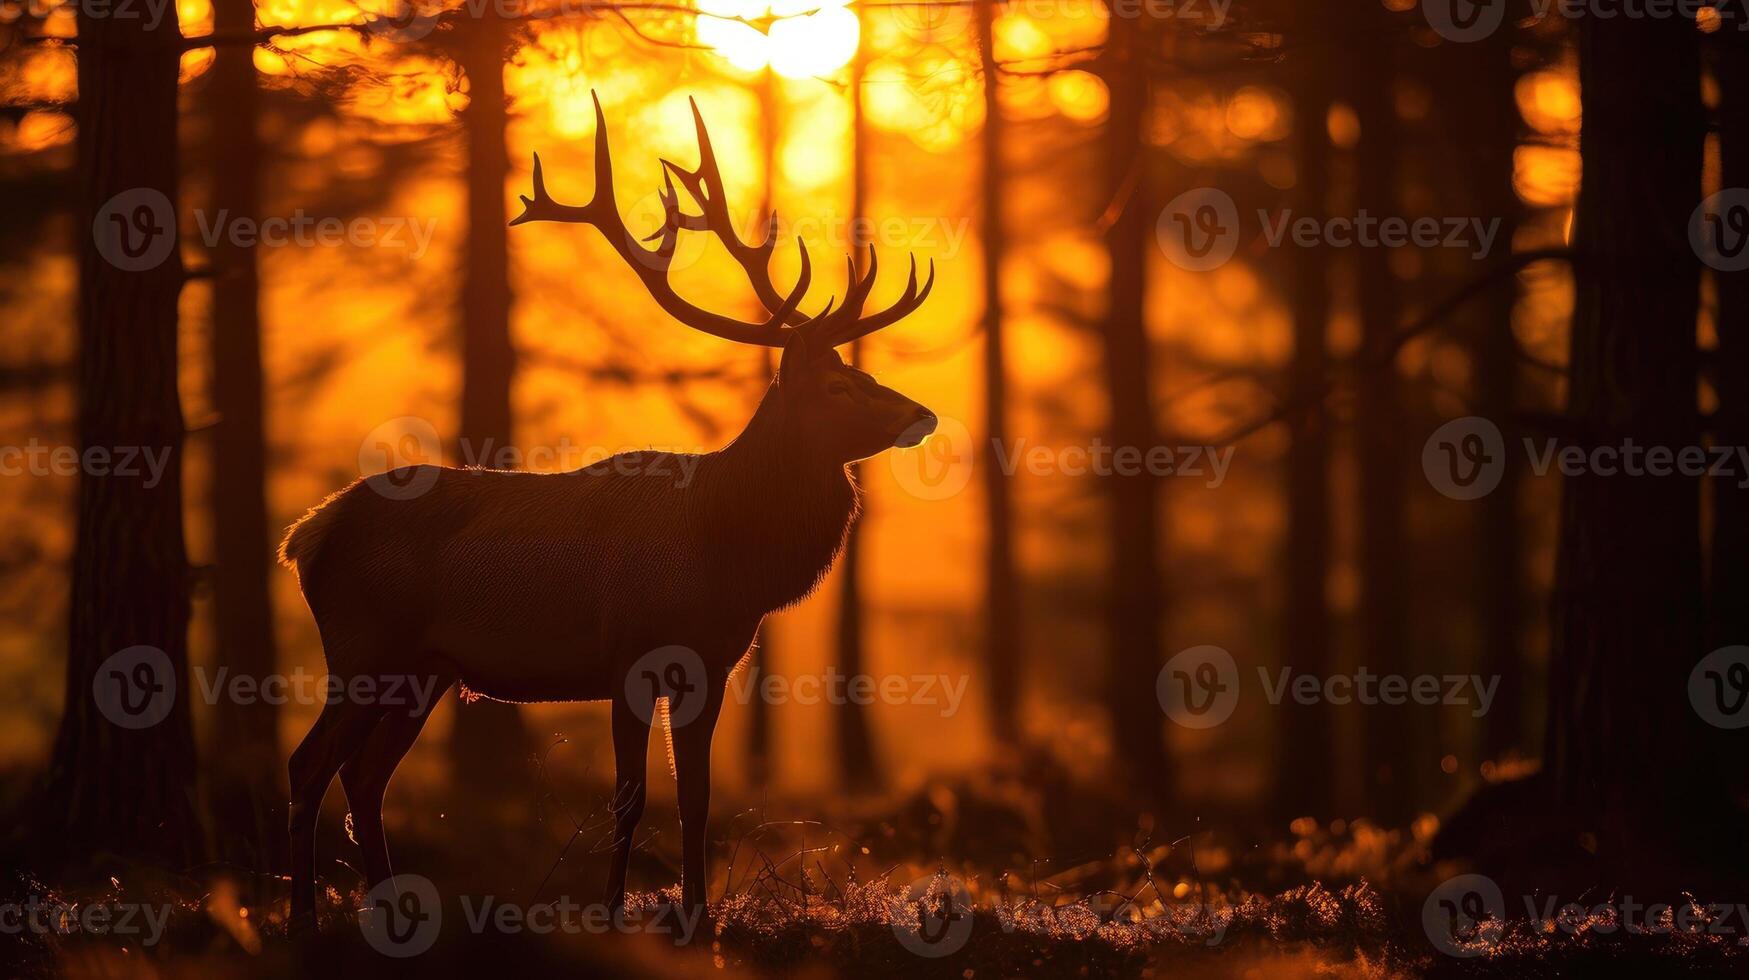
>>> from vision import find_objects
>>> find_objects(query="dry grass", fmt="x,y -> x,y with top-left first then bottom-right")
4,762 -> 1746,977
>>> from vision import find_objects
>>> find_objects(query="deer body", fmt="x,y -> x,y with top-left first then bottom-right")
283,424 -> 856,704
283,94 -> 936,930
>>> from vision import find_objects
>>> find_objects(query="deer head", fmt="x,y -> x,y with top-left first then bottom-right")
511,93 -> 938,464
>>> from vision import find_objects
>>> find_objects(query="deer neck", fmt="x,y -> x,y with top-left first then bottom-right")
693,386 -> 859,616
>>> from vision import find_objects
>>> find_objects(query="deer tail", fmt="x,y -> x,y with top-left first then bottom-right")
277,487 -> 349,572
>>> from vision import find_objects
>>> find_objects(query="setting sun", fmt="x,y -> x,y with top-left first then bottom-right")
697,0 -> 861,78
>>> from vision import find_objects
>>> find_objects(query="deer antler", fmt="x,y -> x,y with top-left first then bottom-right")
511,92 -> 812,348
659,98 -> 812,327
514,93 -> 935,351
810,246 -> 935,349
660,97 -> 936,349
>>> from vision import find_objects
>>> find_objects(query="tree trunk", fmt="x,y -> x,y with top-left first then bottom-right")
1545,12 -> 1705,839
204,0 -> 285,872
976,0 -> 1020,745
1710,11 -> 1749,651
49,4 -> 203,866
1467,30 -> 1523,763
1351,26 -> 1413,822
1099,10 -> 1170,797
450,11 -> 533,781
1708,0 -> 1749,798
1276,42 -> 1333,824
835,43 -> 879,790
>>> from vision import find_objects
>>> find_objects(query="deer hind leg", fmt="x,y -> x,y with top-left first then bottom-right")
605,696 -> 652,910
287,696 -> 390,925
338,674 -> 451,892
672,683 -> 725,914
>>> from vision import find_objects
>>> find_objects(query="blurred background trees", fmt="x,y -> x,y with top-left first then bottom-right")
0,0 -> 1745,899
46,0 -> 202,867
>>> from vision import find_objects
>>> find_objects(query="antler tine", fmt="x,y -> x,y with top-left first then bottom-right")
811,251 -> 937,349
511,152 -> 587,226
834,247 -> 878,323
655,97 -> 809,325
510,91 -> 810,348
767,243 -> 813,323
851,244 -> 879,312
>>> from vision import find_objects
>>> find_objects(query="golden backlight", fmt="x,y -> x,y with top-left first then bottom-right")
698,0 -> 861,78
0,0 -> 1576,822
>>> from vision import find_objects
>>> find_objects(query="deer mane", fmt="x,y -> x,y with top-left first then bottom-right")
687,385 -> 860,617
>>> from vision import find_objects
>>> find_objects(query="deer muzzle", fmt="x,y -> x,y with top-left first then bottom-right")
894,409 -> 938,449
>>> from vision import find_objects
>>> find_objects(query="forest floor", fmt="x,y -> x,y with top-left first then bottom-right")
5,754 -> 1747,978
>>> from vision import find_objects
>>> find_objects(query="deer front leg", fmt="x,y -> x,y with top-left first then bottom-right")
605,697 -> 651,910
672,681 -> 725,914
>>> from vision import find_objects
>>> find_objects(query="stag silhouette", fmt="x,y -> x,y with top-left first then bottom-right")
279,95 -> 936,927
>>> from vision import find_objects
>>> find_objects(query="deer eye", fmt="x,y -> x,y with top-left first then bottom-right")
827,380 -> 851,396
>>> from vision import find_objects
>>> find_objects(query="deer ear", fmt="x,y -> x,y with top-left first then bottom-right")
778,332 -> 811,383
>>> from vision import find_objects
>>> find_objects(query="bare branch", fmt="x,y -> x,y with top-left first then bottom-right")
1186,248 -> 1576,447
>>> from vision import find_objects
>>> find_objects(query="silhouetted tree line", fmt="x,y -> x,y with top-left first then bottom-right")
0,0 -> 1744,897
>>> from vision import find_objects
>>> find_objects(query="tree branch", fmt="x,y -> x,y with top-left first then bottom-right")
1192,247 -> 1575,446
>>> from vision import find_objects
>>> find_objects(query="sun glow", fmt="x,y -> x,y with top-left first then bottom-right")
697,0 -> 861,78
